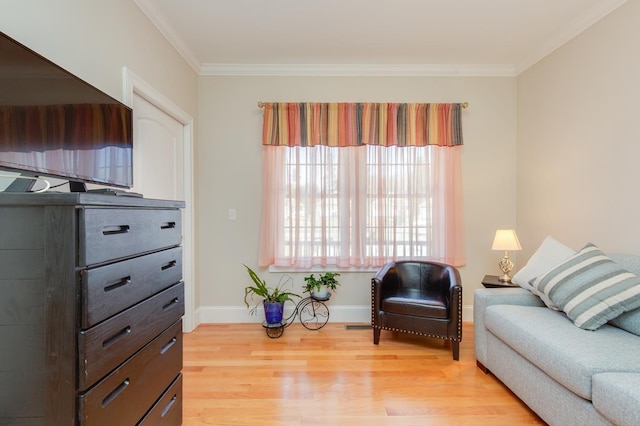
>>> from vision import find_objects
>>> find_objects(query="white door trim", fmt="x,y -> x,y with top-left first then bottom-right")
122,67 -> 197,332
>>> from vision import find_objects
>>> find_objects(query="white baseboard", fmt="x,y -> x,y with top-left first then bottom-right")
196,304 -> 370,324
464,305 -> 473,324
194,304 -> 475,328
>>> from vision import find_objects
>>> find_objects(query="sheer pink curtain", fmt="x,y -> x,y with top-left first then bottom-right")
259,102 -> 465,268
366,145 -> 464,266
259,145 -> 367,268
258,145 -> 285,267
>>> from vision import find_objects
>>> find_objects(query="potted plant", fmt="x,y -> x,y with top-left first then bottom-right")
243,264 -> 300,324
303,272 -> 341,299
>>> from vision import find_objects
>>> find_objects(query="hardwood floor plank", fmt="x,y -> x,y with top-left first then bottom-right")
183,322 -> 545,425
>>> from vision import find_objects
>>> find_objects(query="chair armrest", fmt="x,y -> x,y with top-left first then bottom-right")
371,262 -> 399,297
371,262 -> 398,325
444,265 -> 463,340
444,265 -> 462,296
372,262 -> 397,286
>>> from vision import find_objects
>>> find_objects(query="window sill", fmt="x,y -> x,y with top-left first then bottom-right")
268,265 -> 378,274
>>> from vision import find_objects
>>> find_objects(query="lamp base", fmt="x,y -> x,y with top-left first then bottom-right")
497,252 -> 514,283
498,274 -> 513,282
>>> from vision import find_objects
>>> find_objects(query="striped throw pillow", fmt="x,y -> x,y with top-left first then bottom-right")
531,243 -> 640,330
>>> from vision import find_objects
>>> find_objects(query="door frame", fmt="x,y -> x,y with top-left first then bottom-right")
122,67 -> 196,332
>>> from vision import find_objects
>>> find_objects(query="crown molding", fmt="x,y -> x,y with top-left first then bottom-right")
199,63 -> 517,77
133,0 -> 201,74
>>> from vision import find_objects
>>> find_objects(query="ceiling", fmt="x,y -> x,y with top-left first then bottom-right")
133,0 -> 628,77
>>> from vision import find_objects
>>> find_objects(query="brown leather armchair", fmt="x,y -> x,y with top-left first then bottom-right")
371,260 -> 463,360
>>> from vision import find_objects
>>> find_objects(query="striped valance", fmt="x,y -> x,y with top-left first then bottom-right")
262,102 -> 464,147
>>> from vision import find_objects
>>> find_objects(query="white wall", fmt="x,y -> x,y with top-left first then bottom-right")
517,0 -> 640,259
197,75 -> 517,323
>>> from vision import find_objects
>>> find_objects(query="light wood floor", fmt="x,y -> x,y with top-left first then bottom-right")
182,322 -> 545,425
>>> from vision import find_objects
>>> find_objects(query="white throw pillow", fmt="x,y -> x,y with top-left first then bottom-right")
511,236 -> 575,308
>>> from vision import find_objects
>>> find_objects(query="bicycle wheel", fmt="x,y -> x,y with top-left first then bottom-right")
298,299 -> 330,330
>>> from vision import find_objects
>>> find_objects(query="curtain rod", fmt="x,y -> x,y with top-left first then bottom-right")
257,101 -> 468,109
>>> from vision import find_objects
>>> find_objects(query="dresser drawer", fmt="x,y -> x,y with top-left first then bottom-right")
79,320 -> 182,426
138,374 -> 182,426
79,208 -> 182,266
78,282 -> 184,390
81,247 -> 183,328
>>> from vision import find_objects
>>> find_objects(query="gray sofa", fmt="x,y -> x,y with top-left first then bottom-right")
474,253 -> 640,426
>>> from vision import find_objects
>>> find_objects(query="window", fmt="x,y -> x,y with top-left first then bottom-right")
258,102 -> 465,268
365,145 -> 432,259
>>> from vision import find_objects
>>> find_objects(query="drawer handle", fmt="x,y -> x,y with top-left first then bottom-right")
102,225 -> 130,235
160,337 -> 178,355
162,297 -> 180,311
102,326 -> 131,348
103,276 -> 131,292
161,260 -> 177,271
102,378 -> 130,408
161,395 -> 178,418
160,221 -> 176,230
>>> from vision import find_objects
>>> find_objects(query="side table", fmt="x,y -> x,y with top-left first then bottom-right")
482,274 -> 520,288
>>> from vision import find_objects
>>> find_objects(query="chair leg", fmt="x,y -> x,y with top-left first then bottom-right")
373,327 -> 380,345
452,340 -> 460,361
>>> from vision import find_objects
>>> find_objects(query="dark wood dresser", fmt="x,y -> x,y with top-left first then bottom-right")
0,193 -> 185,425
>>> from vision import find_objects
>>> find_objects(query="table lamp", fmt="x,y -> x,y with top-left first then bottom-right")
491,229 -> 522,282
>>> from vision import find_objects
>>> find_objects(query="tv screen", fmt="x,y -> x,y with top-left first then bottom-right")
0,32 -> 133,190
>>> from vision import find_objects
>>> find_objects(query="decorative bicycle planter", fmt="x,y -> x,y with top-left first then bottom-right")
262,292 -> 331,338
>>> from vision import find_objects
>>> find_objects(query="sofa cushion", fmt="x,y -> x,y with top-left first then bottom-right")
485,304 -> 640,400
592,373 -> 640,426
512,235 -> 575,309
610,253 -> 640,276
610,308 -> 640,337
531,243 -> 640,330
608,254 -> 640,336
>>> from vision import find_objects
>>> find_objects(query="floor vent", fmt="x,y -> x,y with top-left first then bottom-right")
345,324 -> 372,330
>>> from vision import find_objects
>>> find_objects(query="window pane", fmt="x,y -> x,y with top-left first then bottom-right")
281,145 -> 433,263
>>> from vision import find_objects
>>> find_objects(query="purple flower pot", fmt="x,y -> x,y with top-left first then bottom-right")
263,300 -> 285,324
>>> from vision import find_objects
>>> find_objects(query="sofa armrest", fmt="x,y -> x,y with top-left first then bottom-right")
474,288 -> 545,367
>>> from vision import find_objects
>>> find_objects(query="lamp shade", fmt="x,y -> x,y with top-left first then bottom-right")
491,229 -> 522,251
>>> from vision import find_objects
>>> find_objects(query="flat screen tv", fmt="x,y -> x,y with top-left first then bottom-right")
0,31 -> 133,192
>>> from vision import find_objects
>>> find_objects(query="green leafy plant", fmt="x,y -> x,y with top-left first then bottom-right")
303,272 -> 341,293
243,264 -> 300,315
